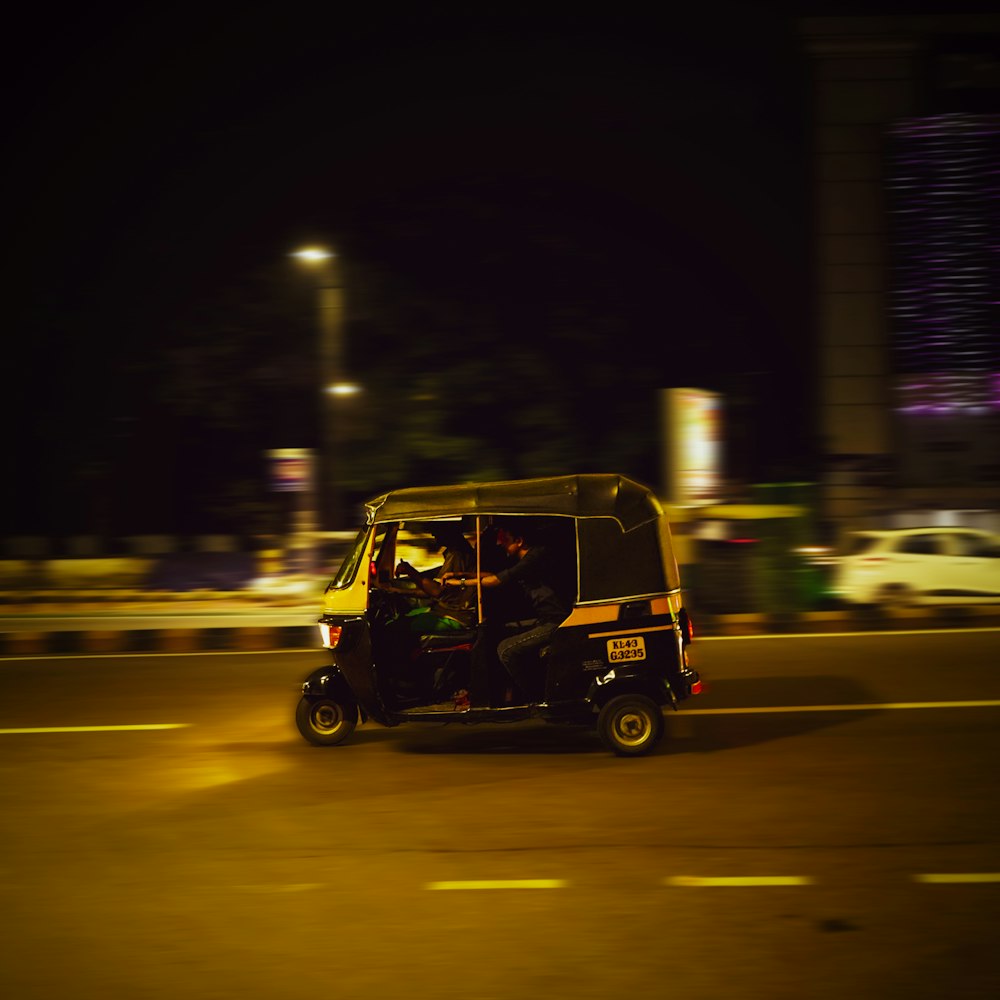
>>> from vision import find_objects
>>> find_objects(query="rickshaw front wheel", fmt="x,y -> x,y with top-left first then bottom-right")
296,695 -> 358,747
597,694 -> 664,757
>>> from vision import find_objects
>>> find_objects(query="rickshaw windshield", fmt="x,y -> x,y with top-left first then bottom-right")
325,526 -> 372,591
325,520 -> 472,593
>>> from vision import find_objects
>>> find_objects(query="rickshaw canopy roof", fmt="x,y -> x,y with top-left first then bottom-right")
365,474 -> 664,533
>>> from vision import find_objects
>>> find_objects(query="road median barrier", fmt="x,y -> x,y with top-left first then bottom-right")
0,625 -> 318,657
3,598 -> 999,658
4,631 -> 48,657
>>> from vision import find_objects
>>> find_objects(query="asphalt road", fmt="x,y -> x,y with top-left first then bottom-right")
2,627 -> 999,999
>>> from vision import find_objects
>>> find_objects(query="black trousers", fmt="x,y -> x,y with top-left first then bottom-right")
496,621 -> 558,702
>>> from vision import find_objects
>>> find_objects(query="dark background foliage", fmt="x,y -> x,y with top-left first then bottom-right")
5,7 -> 818,536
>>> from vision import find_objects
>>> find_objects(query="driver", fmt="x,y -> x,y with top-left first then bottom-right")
392,522 -> 478,635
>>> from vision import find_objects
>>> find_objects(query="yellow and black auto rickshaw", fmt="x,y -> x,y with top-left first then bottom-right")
295,474 -> 700,756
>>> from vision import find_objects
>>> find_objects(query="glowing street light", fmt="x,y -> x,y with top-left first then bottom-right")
325,382 -> 361,396
292,244 -> 359,530
291,247 -> 334,263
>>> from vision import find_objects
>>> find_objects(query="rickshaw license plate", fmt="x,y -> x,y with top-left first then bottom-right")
607,636 -> 646,662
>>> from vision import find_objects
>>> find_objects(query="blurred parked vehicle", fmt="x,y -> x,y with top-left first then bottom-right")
832,527 -> 1000,607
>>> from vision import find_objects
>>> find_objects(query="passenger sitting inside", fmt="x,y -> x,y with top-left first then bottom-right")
443,518 -> 569,704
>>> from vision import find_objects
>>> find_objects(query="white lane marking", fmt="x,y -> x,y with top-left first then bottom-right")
699,626 -> 1000,641
666,876 -> 812,887
427,879 -> 567,890
0,724 -> 191,734
682,700 -> 1000,716
914,873 -> 1000,884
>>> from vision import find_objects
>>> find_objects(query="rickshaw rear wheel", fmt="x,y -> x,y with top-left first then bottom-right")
296,695 -> 358,747
597,694 -> 664,757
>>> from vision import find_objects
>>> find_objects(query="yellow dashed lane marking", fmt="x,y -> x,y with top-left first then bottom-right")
427,879 -> 567,890
666,876 -> 812,887
914,873 -> 1000,884
684,700 -> 1000,715
0,724 -> 191,734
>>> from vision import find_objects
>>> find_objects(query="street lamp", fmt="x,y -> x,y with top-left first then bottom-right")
291,245 -> 359,530
292,247 -> 333,264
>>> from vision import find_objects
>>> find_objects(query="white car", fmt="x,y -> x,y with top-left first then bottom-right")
832,527 -> 1000,606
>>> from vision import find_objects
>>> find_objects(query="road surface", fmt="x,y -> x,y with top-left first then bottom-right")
1,626 -> 999,998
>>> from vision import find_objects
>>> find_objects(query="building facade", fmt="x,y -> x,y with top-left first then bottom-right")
800,15 -> 1000,534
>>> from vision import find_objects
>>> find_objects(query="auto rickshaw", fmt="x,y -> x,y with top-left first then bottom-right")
295,474 -> 701,756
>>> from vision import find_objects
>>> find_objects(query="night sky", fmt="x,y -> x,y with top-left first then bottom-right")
7,7 -> 829,535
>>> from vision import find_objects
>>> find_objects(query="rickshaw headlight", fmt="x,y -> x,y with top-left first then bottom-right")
318,622 -> 342,649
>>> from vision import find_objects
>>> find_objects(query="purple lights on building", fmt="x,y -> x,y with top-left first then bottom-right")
889,113 -> 1000,415
897,373 -> 1000,415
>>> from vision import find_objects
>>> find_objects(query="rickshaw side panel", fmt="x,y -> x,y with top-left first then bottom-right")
543,594 -> 694,708
576,517 -> 679,601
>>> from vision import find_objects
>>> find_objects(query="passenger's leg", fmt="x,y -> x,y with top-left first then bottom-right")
468,630 -> 500,707
497,622 -> 557,703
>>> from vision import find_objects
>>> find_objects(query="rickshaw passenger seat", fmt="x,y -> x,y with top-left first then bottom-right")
418,631 -> 476,651
504,618 -> 539,632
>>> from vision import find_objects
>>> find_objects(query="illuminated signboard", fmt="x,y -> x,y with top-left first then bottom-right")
267,448 -> 314,493
660,388 -> 723,505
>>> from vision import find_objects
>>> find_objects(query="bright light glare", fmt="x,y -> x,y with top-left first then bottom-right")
326,383 -> 362,396
292,247 -> 334,262
249,576 -> 314,595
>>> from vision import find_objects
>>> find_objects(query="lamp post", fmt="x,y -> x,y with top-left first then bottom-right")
291,246 -> 359,531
